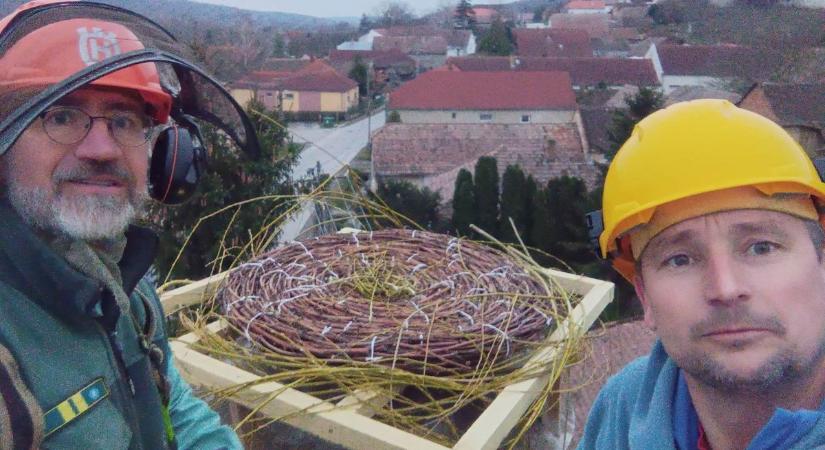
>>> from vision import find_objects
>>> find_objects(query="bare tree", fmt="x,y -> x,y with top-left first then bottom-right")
374,0 -> 416,28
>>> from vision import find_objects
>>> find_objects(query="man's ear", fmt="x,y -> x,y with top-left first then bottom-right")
634,272 -> 656,331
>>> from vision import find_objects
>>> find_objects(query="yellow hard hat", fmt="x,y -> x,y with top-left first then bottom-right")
590,99 -> 825,281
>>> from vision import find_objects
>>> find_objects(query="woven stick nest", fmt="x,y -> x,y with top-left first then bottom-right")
218,229 -> 557,374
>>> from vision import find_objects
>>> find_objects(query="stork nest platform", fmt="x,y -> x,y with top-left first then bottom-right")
217,229 -> 558,374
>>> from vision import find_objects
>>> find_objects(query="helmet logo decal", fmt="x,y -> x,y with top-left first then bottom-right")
77,27 -> 122,66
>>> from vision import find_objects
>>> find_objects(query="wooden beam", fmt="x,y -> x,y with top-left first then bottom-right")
452,280 -> 614,450
160,271 -> 230,313
171,341 -> 450,450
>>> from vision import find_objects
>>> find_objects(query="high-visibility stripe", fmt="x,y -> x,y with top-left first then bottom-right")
44,378 -> 108,438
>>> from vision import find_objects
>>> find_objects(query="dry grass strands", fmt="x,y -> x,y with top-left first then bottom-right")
218,229 -> 558,375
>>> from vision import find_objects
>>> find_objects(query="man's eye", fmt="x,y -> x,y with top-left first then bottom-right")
747,241 -> 777,256
663,254 -> 691,268
111,114 -> 141,131
46,109 -> 78,126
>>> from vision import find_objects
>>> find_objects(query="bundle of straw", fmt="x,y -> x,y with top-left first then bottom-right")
218,228 -> 556,374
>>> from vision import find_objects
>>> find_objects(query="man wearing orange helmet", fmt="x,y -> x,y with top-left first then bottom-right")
0,1 -> 258,448
578,100 -> 825,449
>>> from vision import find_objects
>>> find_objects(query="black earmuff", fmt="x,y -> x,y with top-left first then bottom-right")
149,113 -> 206,205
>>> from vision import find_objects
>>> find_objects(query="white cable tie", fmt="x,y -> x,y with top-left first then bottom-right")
226,295 -> 259,312
534,307 -> 553,327
458,310 -> 475,326
467,287 -> 487,295
239,261 -> 264,270
343,321 -> 353,332
351,233 -> 360,247
338,249 -> 343,258
419,332 -> 424,344
406,252 -> 419,262
360,253 -> 369,266
320,325 -> 332,337
462,299 -> 479,311
483,324 -> 511,356
411,230 -> 417,239
244,311 -> 266,343
408,300 -> 430,324
366,336 -> 382,362
411,263 -> 427,274
276,293 -> 308,315
291,240 -> 315,260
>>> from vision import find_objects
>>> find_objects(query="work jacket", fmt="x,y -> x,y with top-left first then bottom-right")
0,201 -> 241,449
577,341 -> 825,449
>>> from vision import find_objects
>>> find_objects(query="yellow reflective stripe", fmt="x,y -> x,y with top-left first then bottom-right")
56,401 -> 77,422
69,391 -> 89,412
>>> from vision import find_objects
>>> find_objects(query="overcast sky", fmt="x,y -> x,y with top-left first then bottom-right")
189,0 -> 510,18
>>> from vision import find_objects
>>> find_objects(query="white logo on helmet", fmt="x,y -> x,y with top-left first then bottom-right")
77,27 -> 122,66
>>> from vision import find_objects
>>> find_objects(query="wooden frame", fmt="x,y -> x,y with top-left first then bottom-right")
162,267 -> 613,450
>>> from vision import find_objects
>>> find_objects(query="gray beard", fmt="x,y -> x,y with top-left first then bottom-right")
4,163 -> 147,240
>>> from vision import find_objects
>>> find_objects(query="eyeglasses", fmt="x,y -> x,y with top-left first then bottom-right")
38,106 -> 153,148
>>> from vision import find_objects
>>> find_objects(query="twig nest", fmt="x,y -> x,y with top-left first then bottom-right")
218,229 -> 557,374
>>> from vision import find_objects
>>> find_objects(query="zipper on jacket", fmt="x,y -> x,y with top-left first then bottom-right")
106,329 -> 136,397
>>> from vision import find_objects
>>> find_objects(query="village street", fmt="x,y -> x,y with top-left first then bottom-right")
288,109 -> 386,180
278,110 -> 386,241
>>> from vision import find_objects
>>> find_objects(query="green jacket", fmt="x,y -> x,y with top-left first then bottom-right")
0,202 -> 242,449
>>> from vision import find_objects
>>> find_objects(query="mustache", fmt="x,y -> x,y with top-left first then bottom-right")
689,307 -> 786,338
52,161 -> 133,185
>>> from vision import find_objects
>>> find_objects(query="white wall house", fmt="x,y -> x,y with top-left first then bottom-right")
337,30 -> 382,51
447,33 -> 476,57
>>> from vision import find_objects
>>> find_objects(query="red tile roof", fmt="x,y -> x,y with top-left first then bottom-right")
373,123 -> 600,196
235,60 -> 357,93
447,56 -> 659,86
388,71 -> 577,110
514,28 -> 593,57
549,13 -> 610,39
328,49 -> 415,68
567,0 -> 606,9
745,82 -> 825,127
657,44 -> 780,79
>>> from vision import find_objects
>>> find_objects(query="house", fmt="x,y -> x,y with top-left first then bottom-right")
328,49 -> 416,89
341,27 -> 475,72
471,7 -> 501,26
738,82 -> 825,157
564,0 -> 612,14
513,28 -> 594,57
445,56 -> 659,89
548,13 -> 610,39
336,29 -> 383,51
230,60 -> 358,116
646,43 -> 781,93
387,71 -> 578,124
372,122 -> 600,201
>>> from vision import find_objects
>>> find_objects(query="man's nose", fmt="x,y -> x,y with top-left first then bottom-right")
703,248 -> 751,306
73,119 -> 122,161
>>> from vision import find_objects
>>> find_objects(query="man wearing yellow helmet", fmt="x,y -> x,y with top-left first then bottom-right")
0,1 -> 259,448
578,100 -> 825,449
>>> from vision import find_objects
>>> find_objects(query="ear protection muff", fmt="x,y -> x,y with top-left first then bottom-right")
149,113 -> 206,205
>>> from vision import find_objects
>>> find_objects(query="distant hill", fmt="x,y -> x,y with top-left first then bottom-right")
0,0 -> 355,30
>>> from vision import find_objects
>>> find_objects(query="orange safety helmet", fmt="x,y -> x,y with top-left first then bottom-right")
0,0 -> 172,123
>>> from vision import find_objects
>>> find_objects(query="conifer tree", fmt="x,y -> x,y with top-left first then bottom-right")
451,169 -> 476,236
499,165 -> 527,243
529,186 -> 552,262
473,156 -> 500,237
546,176 -> 593,265
454,0 -> 476,30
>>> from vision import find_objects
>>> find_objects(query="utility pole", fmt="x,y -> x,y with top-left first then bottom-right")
367,60 -> 378,193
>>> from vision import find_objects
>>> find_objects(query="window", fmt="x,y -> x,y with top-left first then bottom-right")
479,113 -> 493,121
284,93 -> 294,99
451,112 -> 457,119
521,114 -> 531,123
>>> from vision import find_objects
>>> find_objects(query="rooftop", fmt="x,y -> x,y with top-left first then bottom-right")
388,71 -> 577,110
743,82 -> 825,127
513,28 -> 593,58
657,44 -> 780,79
446,56 -> 659,86
566,0 -> 607,9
